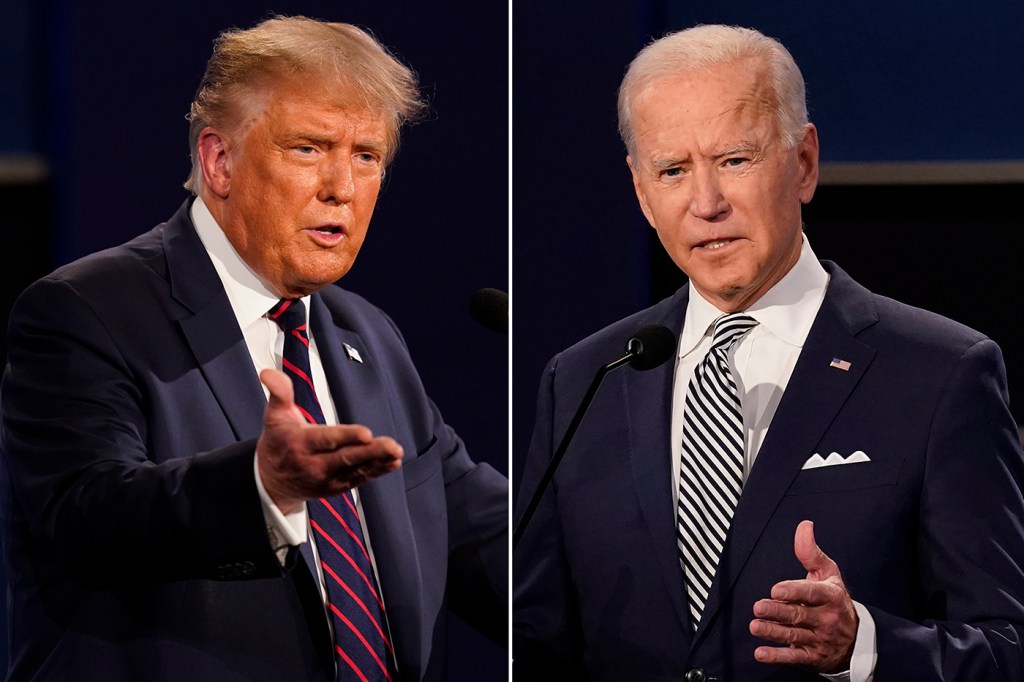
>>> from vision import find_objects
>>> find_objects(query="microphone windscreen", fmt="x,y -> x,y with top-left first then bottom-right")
626,325 -> 677,370
469,288 -> 508,334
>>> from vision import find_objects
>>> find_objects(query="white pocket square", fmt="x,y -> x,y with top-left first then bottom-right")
801,450 -> 871,470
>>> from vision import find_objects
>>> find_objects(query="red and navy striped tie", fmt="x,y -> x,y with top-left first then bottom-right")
268,298 -> 396,681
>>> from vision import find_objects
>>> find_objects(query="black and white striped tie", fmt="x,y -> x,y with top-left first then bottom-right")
677,312 -> 758,629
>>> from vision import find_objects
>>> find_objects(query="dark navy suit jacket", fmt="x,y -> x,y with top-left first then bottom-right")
514,261 -> 1024,681
0,200 -> 508,681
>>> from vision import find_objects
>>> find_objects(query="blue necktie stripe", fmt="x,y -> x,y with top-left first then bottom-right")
268,298 -> 395,681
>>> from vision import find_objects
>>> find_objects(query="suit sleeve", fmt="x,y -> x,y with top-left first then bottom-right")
441,423 -> 509,646
0,276 -> 281,586
512,353 -> 589,679
869,338 -> 1024,680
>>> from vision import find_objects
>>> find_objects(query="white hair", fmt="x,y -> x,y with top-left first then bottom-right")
617,24 -> 808,156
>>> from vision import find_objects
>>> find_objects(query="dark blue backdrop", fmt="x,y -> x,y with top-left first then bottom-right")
9,0 -> 1024,677
512,0 -> 1024,494
3,0 -> 507,679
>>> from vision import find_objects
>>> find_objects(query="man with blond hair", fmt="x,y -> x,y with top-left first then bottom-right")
1,15 -> 506,682
514,24 -> 1024,681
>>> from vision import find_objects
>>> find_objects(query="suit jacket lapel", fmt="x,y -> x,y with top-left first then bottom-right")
693,262 -> 878,644
164,200 -> 266,440
164,205 -> 417,671
624,287 -> 697,637
311,294 -> 397,437
309,294 -> 424,676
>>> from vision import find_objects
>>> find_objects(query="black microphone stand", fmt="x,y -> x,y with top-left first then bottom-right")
512,342 -> 640,550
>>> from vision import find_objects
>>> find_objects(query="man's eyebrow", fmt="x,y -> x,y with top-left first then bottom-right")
278,132 -> 387,155
650,155 -> 689,169
280,133 -> 332,145
648,143 -> 761,168
714,143 -> 760,158
354,138 -> 388,154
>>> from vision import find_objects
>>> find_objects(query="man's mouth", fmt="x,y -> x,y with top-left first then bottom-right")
697,238 -> 737,250
305,225 -> 347,246
312,225 -> 344,235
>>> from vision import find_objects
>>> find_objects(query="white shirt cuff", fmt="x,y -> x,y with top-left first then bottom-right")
253,454 -> 308,564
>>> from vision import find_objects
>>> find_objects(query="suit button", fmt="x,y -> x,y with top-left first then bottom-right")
684,669 -> 706,682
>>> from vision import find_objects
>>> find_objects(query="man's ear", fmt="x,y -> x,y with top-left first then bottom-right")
796,123 -> 819,205
197,128 -> 232,198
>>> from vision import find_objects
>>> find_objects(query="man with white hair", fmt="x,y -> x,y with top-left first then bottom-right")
514,24 -> 1024,681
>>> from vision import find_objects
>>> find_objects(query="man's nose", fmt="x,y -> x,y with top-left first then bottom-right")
317,156 -> 356,205
689,169 -> 729,220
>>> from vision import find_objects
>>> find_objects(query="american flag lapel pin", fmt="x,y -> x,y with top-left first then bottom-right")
829,357 -> 852,371
343,343 -> 363,363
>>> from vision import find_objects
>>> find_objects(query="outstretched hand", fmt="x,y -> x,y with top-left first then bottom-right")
749,520 -> 857,673
256,368 -> 403,514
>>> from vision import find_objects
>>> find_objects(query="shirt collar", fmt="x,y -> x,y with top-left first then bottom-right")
190,196 -> 302,326
678,235 -> 829,358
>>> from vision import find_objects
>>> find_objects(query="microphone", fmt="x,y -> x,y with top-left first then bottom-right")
469,288 -> 508,334
625,324 -> 677,370
512,324 -> 676,549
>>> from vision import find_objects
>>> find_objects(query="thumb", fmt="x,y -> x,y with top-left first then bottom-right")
260,368 -> 303,423
793,519 -> 838,580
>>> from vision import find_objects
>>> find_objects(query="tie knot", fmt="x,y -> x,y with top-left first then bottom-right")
268,298 -> 307,332
711,312 -> 757,351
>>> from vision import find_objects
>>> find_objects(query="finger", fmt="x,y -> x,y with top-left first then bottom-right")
793,520 -> 839,579
260,368 -> 307,425
260,368 -> 295,408
748,618 -> 813,647
348,448 -> 404,478
752,598 -> 815,625
769,578 -> 844,606
318,437 -> 404,472
753,595 -> 844,634
303,424 -> 377,452
753,643 -> 814,665
321,441 -> 404,488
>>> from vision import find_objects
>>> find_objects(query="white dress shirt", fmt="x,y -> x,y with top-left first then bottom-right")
670,236 -> 876,682
190,197 -> 382,608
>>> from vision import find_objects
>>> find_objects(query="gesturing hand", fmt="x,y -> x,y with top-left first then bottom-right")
256,368 -> 403,514
749,520 -> 857,673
